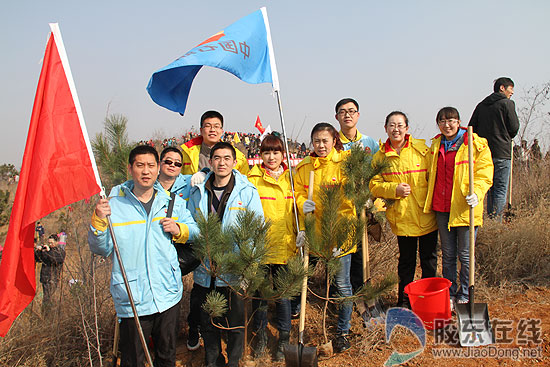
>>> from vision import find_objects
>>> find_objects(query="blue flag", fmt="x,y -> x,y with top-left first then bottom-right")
147,8 -> 276,114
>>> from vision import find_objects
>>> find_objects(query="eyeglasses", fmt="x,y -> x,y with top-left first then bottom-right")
162,159 -> 183,167
387,124 -> 407,130
438,119 -> 459,126
202,123 -> 223,130
337,109 -> 358,117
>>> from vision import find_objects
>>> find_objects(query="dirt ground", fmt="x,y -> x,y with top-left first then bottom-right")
173,279 -> 550,367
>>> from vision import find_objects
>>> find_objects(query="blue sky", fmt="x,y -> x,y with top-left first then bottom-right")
2,0 -> 549,166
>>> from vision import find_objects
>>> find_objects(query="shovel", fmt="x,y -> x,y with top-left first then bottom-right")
456,127 -> 495,347
356,209 -> 385,329
284,171 -> 318,367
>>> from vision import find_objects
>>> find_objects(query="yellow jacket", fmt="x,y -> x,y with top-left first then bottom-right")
424,132 -> 493,229
294,148 -> 356,256
180,136 -> 250,175
248,164 -> 298,264
370,136 -> 438,237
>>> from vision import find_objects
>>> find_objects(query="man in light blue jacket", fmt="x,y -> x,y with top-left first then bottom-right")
188,142 -> 263,367
88,145 -> 198,367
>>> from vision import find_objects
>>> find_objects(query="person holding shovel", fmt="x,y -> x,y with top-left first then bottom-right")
294,122 -> 355,353
247,133 -> 299,361
424,107 -> 493,308
369,111 -> 438,309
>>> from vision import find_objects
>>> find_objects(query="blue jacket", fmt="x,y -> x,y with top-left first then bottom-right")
188,170 -> 264,288
339,130 -> 379,154
88,180 -> 199,317
171,174 -> 192,201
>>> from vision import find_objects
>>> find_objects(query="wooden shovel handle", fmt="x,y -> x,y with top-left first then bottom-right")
299,171 -> 315,341
467,126 -> 475,288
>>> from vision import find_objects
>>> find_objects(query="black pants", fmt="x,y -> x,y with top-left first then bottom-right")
350,246 -> 364,293
397,230 -> 438,306
119,301 -> 180,367
187,282 -> 202,332
197,285 -> 244,367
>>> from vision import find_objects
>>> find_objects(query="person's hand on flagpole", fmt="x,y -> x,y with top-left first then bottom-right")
95,198 -> 111,219
160,218 -> 181,236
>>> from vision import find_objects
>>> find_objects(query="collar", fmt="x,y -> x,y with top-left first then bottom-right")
384,134 -> 410,153
339,130 -> 362,144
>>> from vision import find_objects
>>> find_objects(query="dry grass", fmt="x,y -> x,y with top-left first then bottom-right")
476,159 -> 550,288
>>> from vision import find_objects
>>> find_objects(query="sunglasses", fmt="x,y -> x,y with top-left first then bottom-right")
162,159 -> 183,167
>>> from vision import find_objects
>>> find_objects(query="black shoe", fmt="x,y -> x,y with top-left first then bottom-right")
333,334 -> 351,353
253,329 -> 268,358
274,330 -> 290,361
187,327 -> 200,351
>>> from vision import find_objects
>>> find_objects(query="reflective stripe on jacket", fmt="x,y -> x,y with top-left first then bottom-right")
295,148 -> 356,256
424,131 -> 494,228
188,170 -> 264,288
181,136 -> 250,175
88,181 -> 199,318
369,136 -> 437,237
248,164 -> 297,264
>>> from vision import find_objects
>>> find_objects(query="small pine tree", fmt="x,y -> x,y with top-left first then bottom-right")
192,209 -> 306,357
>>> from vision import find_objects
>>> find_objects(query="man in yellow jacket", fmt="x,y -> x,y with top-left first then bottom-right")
181,110 -> 249,177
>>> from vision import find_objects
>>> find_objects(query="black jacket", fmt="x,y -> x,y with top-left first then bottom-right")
469,92 -> 520,159
35,246 -> 65,284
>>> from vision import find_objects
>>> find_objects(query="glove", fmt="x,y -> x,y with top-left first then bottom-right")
296,231 -> 306,248
466,193 -> 479,208
190,171 -> 206,187
303,199 -> 316,214
332,247 -> 342,258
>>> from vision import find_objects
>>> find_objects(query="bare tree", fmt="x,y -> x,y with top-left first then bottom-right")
517,82 -> 550,146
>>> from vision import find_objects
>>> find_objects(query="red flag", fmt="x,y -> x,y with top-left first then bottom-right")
254,115 -> 266,134
0,24 -> 101,336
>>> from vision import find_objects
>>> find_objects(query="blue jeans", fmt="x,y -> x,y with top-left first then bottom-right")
435,212 -> 477,302
487,158 -> 511,220
333,254 -> 353,334
253,265 -> 292,333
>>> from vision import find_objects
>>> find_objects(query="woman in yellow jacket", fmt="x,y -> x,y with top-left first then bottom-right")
369,111 -> 438,309
247,133 -> 297,361
424,107 -> 493,306
294,122 -> 355,353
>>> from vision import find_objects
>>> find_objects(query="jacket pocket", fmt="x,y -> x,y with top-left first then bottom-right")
111,269 -> 142,307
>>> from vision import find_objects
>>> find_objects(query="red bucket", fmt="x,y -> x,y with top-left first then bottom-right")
404,277 -> 452,330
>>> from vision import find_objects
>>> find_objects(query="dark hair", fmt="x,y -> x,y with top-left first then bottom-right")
210,141 -> 236,160
493,77 -> 514,93
436,107 -> 461,124
260,133 -> 284,153
48,234 -> 59,241
335,98 -> 359,113
385,111 -> 409,127
129,145 -> 159,165
200,110 -> 224,128
160,146 -> 183,161
310,122 -> 344,152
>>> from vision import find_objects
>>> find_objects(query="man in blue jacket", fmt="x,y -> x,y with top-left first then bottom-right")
88,145 -> 199,367
188,142 -> 263,367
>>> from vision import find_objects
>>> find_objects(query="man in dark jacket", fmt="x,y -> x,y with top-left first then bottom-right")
469,77 -> 520,220
35,234 -> 66,313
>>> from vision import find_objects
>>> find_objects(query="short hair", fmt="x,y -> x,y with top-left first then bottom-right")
493,77 -> 514,93
160,146 -> 183,161
436,107 -> 461,124
335,98 -> 359,113
260,133 -> 284,153
210,141 -> 236,160
385,111 -> 409,127
129,145 -> 159,165
48,234 -> 59,241
200,110 -> 224,128
310,122 -> 344,152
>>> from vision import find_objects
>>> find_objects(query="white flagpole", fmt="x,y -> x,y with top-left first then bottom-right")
48,23 -> 153,367
260,8 -> 301,241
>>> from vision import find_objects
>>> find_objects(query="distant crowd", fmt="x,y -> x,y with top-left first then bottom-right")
138,130 -> 310,160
